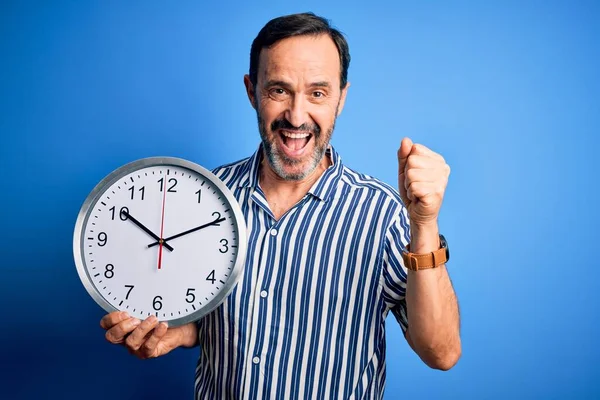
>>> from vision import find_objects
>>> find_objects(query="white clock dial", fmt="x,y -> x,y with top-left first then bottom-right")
73,158 -> 246,327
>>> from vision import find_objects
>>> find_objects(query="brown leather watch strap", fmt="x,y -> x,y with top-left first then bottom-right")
401,243 -> 448,271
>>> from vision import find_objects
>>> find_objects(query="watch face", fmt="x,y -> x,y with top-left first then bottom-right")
73,157 -> 246,327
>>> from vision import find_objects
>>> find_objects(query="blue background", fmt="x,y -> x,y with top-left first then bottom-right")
1,1 -> 599,399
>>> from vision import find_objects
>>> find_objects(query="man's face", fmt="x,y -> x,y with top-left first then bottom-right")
244,34 -> 348,181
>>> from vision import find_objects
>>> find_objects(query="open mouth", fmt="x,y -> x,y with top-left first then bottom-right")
279,129 -> 312,156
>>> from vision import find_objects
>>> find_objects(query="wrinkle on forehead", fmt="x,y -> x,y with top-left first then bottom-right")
258,34 -> 341,89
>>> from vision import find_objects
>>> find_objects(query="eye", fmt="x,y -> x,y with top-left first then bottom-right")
313,91 -> 325,98
270,88 -> 287,96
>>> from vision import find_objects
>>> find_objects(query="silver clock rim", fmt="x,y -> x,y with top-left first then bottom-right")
73,156 -> 247,327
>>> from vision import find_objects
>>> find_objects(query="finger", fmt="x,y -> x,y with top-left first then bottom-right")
105,317 -> 142,344
405,168 -> 443,187
101,311 -> 131,330
139,322 -> 169,359
410,143 -> 445,161
397,137 -> 413,174
125,316 -> 160,351
405,154 -> 446,172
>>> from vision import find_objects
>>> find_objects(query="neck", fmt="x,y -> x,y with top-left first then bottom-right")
259,150 -> 331,220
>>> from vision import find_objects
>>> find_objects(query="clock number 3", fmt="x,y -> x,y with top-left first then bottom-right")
219,239 -> 228,253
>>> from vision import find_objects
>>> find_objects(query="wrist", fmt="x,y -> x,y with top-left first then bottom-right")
409,222 -> 440,254
180,322 -> 199,348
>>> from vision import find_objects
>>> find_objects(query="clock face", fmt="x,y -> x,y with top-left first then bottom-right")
73,157 -> 246,327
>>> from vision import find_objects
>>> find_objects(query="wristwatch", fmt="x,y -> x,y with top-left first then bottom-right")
401,234 -> 450,271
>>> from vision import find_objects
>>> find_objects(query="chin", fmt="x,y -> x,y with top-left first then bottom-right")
275,165 -> 311,181
272,157 -> 317,181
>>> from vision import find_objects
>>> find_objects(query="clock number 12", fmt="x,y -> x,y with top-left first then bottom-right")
158,178 -> 178,193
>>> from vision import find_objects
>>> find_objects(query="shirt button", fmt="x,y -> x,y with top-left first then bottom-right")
260,290 -> 268,298
270,228 -> 278,236
252,356 -> 260,364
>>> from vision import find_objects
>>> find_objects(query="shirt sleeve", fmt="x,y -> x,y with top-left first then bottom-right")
381,205 -> 411,334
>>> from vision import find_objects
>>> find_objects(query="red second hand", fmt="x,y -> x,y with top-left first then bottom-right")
157,174 -> 168,270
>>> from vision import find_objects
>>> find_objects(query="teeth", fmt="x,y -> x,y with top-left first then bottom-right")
281,130 -> 310,139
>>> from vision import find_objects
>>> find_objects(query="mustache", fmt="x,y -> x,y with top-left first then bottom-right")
270,118 -> 321,136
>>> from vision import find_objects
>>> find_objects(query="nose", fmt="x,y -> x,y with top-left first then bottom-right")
284,94 -> 309,129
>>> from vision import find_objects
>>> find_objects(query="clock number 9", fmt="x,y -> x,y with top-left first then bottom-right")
153,295 -> 163,311
98,232 -> 107,246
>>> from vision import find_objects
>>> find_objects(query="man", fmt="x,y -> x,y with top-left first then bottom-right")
101,12 -> 461,399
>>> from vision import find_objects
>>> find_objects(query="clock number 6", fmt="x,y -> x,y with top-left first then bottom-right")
153,295 -> 163,311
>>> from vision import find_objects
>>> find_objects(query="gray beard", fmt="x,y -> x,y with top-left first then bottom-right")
257,115 -> 334,181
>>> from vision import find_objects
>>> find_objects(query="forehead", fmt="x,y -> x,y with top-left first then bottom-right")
258,34 -> 341,85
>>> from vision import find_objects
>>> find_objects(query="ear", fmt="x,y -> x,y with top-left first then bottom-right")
336,82 -> 350,116
243,74 -> 257,110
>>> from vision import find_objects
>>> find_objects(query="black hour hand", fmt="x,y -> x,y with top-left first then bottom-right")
147,216 -> 226,248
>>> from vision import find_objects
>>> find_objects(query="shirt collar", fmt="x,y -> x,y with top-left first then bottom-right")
238,144 -> 344,202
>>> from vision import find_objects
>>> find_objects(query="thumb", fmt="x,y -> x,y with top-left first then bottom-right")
397,137 -> 413,206
398,137 -> 413,174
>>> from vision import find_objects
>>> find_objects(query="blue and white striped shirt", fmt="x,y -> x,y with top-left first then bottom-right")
195,145 -> 411,399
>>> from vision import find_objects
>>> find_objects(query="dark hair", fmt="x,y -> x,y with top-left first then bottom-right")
249,12 -> 351,90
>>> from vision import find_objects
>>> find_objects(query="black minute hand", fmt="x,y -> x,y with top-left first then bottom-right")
121,210 -> 174,252
147,217 -> 226,248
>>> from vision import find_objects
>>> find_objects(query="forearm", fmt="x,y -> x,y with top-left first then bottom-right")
405,223 -> 461,370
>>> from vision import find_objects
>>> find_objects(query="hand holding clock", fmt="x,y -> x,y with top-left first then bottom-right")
101,312 -> 198,359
